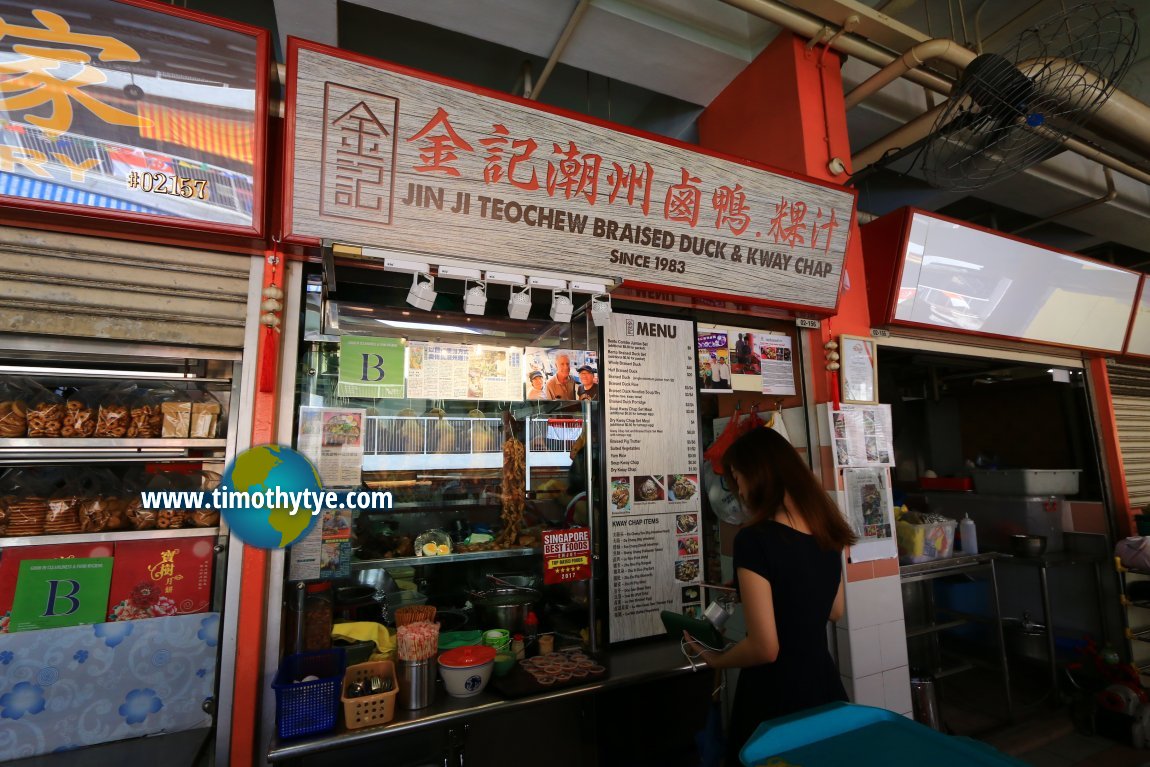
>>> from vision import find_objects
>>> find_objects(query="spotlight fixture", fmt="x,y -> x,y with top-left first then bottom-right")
406,272 -> 437,311
549,288 -> 574,323
508,284 -> 532,320
463,279 -> 488,315
589,293 -> 612,327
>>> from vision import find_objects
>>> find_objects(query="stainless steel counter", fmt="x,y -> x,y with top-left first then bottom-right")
267,639 -> 698,762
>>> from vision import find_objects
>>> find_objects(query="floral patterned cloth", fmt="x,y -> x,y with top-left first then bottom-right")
0,612 -> 218,760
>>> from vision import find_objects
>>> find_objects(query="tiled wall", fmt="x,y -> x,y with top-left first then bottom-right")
836,573 -> 912,716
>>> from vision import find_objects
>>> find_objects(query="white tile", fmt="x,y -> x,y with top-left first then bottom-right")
853,672 -> 885,708
872,576 -> 906,625
840,674 -> 854,702
878,620 -> 909,671
883,666 -> 912,714
843,578 -> 882,630
846,625 -> 882,678
835,627 -> 852,676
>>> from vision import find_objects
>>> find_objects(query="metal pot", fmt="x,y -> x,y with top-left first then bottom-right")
470,587 -> 539,633
1010,534 -> 1047,558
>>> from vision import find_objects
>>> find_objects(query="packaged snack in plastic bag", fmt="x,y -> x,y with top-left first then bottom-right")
78,469 -> 123,533
96,382 -> 136,438
191,469 -> 222,527
190,389 -> 222,439
62,384 -> 103,438
25,380 -> 64,438
45,471 -> 82,535
0,377 -> 28,438
127,387 -> 165,438
161,390 -> 192,438
1,468 -> 50,536
122,467 -> 156,530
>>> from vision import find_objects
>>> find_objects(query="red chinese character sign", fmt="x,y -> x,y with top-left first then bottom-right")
0,1 -> 268,236
542,528 -> 592,585
284,39 -> 855,310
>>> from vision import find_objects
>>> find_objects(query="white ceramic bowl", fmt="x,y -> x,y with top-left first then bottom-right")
438,658 -> 493,697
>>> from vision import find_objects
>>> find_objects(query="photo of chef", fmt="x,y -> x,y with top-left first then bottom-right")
634,475 -> 665,503
576,364 -> 599,401
527,369 -> 547,400
733,332 -> 761,375
525,348 -> 596,401
697,331 -> 731,393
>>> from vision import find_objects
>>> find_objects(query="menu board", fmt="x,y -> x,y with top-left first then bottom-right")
407,342 -> 524,401
604,313 -> 703,642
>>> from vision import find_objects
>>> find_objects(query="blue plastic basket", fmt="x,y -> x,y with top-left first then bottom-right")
272,648 -> 346,740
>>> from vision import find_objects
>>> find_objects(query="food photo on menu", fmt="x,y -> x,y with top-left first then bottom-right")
322,412 -> 362,446
682,604 -> 702,619
676,513 -> 698,534
675,558 -> 701,583
731,332 -> 762,375
681,585 -> 701,603
668,474 -> 697,501
634,475 -> 665,502
677,536 -> 700,557
610,477 -> 632,512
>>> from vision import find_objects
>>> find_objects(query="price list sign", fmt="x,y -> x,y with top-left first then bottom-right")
604,313 -> 703,642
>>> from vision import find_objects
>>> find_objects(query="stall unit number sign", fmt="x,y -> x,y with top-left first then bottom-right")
285,40 -> 855,309
603,313 -> 704,643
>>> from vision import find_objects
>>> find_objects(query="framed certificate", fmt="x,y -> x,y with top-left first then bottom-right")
840,335 -> 878,404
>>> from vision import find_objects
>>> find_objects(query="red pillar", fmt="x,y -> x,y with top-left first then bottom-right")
1088,357 -> 1135,537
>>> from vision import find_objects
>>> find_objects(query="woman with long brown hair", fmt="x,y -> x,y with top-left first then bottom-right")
684,426 -> 856,764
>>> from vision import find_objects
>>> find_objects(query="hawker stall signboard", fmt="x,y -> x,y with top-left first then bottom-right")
284,39 -> 855,310
604,313 -> 703,642
0,1 -> 268,235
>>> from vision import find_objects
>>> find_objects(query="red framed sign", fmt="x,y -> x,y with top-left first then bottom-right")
1124,276 -> 1150,359
0,0 -> 269,237
861,207 -> 1140,354
282,38 -> 855,311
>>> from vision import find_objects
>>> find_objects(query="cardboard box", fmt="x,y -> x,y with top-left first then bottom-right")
107,537 -> 214,621
0,542 -> 115,629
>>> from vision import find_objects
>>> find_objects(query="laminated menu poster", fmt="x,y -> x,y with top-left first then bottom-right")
697,323 -> 794,394
604,313 -> 704,642
827,404 -> 895,469
288,506 -> 354,582
297,406 -> 366,488
841,467 -> 897,562
407,342 -> 524,401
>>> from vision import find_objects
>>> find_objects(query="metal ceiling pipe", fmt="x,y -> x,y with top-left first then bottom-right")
850,104 -> 945,169
725,0 -> 1150,187
529,0 -> 590,100
844,38 -> 975,109
720,0 -> 954,94
1010,167 -> 1116,235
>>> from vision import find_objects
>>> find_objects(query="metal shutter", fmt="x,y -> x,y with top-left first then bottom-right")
0,225 -> 250,349
1110,361 -> 1150,510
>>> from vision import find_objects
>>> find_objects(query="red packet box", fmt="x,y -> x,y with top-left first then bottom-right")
108,537 -> 215,621
0,542 -> 115,631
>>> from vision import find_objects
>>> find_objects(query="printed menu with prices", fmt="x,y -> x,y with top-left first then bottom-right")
604,313 -> 703,642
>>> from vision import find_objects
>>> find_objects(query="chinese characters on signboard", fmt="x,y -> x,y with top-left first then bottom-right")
0,1 -> 266,233
287,41 -> 855,309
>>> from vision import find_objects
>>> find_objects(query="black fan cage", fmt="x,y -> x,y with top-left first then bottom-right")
920,1 -> 1139,191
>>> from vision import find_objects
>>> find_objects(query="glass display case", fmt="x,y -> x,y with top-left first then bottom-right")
288,266 -> 601,652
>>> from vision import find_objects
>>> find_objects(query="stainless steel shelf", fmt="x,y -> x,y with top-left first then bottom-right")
0,438 -> 227,449
0,527 -> 222,548
905,619 -> 968,639
352,546 -> 539,570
